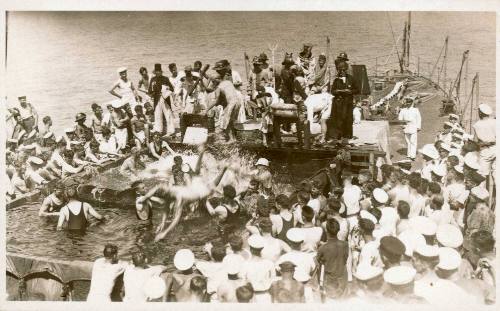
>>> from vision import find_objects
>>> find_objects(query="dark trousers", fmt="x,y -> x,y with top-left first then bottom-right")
330,99 -> 353,140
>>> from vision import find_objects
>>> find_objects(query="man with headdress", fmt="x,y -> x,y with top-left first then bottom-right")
258,52 -> 274,87
309,53 -> 330,94
248,56 -> 273,100
329,52 -> 359,143
296,43 -> 316,85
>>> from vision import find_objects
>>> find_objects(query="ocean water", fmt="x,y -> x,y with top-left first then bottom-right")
5,11 -> 496,135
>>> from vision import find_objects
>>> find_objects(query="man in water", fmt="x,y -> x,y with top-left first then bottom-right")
120,147 -> 145,176
123,250 -> 167,302
87,244 -> 128,302
133,180 -> 165,223
39,183 -> 67,217
56,182 -> 106,231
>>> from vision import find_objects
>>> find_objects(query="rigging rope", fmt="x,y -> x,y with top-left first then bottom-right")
386,12 -> 403,71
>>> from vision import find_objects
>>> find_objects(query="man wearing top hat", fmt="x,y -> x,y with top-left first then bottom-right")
472,103 -> 496,178
148,63 -> 175,109
329,52 -> 359,143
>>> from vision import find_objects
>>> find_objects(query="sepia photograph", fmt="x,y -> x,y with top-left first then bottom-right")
1,3 -> 497,309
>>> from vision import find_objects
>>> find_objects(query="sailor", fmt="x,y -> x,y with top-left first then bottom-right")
74,112 -> 91,141
317,219 -> 349,301
90,103 -> 107,142
276,230 -> 316,290
418,144 -> 440,181
465,230 -> 495,296
398,97 -> 421,160
205,185 -> 242,224
448,113 -> 461,128
24,156 -> 50,186
163,249 -> 201,302
436,121 -> 454,145
409,216 -> 438,245
109,100 -> 130,151
56,181 -> 106,231
357,217 -> 381,267
137,67 -> 151,101
329,54 -> 358,143
374,188 -> 399,237
123,250 -> 166,302
383,266 -> 427,303
465,187 -> 494,242
87,244 -> 128,302
412,243 -> 440,288
270,261 -> 305,303
341,170 -> 362,226
430,164 -> 447,184
397,229 -> 426,265
350,264 -> 385,303
109,67 -> 140,112
387,169 -> 410,207
378,236 -> 406,269
38,183 -> 67,217
217,258 -> 247,303
240,235 -> 276,303
472,103 -> 496,178
17,96 -> 39,133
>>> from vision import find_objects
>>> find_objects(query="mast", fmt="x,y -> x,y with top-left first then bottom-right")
402,21 -> 407,73
443,36 -> 449,90
405,12 -> 411,71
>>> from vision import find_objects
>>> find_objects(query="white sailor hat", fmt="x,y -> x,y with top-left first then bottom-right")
463,154 -> 480,170
248,234 -> 265,249
286,228 -> 305,243
418,144 -> 439,160
452,133 -> 464,140
398,229 -> 426,257
181,163 -> 191,173
27,129 -> 37,139
255,158 -> 269,167
383,266 -> 416,286
478,103 -> 493,115
143,276 -> 166,300
43,131 -> 55,139
449,114 -> 460,120
470,186 -> 489,201
409,216 -> 437,236
437,247 -> 462,271
372,188 -> 389,204
414,244 -> 440,259
117,66 -> 128,74
173,249 -> 195,271
452,165 -> 464,175
431,165 -> 446,177
27,156 -> 44,165
436,224 -> 463,249
225,257 -> 242,275
64,127 -> 76,133
353,263 -> 384,282
443,121 -> 454,128
293,270 -> 311,282
111,99 -> 125,109
360,210 -> 378,225
439,143 -> 452,152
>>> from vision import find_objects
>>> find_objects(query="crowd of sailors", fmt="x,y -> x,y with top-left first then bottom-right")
4,44 -> 496,305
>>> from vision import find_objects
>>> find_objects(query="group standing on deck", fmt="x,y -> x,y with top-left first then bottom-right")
4,44 -> 496,305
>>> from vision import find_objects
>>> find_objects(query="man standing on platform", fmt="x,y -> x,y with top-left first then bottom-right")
329,53 -> 358,144
398,97 -> 422,160
148,63 -> 175,110
472,104 -> 496,180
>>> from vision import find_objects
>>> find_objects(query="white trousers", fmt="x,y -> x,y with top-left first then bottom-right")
153,100 -> 175,135
404,132 -> 417,158
114,128 -> 128,150
478,145 -> 496,178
